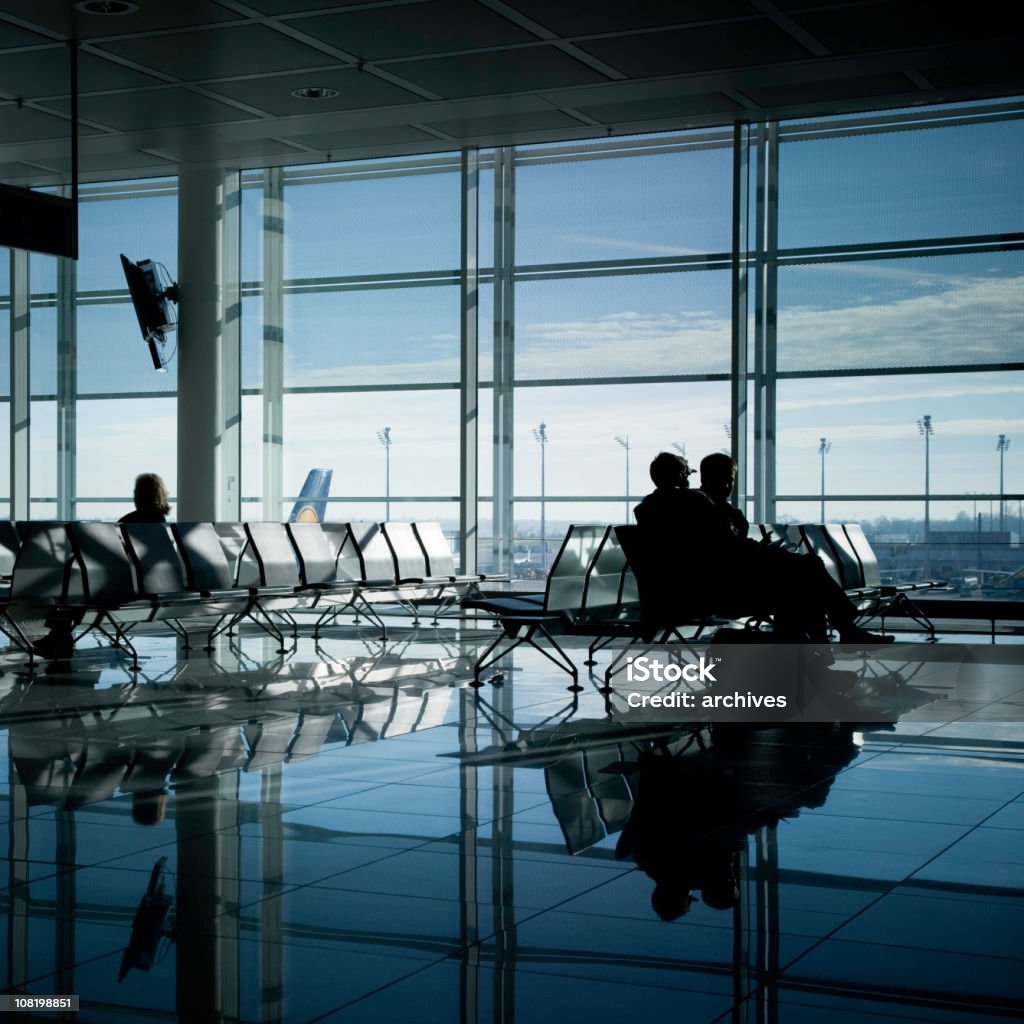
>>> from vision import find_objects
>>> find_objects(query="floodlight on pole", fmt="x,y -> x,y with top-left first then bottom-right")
997,434 -> 1011,531
917,415 -> 934,577
818,437 -> 832,523
615,435 -> 631,522
532,422 -> 549,570
376,426 -> 392,521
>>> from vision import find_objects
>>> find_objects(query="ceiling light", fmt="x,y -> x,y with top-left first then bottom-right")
291,87 -> 339,100
75,1 -> 139,13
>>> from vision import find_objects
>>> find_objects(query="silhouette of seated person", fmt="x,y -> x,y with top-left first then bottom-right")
616,725 -> 860,920
634,451 -> 890,647
698,451 -> 750,538
32,472 -> 171,660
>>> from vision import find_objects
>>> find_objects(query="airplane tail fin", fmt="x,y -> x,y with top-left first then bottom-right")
288,469 -> 333,523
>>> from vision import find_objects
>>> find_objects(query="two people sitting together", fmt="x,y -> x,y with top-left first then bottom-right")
634,450 -> 892,649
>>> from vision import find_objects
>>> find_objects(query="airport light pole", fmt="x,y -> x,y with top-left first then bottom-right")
532,422 -> 548,571
376,426 -> 392,521
997,434 -> 1011,531
918,415 -> 933,577
818,437 -> 832,523
615,435 -> 630,522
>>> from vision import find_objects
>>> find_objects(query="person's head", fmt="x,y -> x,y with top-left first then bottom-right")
134,473 -> 170,515
651,883 -> 697,921
699,453 -> 737,501
649,451 -> 692,489
700,855 -> 740,910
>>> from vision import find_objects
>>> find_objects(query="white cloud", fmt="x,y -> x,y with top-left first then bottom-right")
779,377 -> 1024,412
778,275 -> 1023,370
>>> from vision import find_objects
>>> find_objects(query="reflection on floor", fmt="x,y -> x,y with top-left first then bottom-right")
1,624 -> 1022,1023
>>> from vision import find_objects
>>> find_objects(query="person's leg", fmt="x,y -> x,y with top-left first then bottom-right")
799,554 -> 893,646
743,547 -> 827,642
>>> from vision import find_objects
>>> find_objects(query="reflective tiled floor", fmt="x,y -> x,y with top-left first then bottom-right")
0,623 -> 1022,1023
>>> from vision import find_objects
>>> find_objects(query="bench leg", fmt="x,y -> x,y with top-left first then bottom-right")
472,622 -> 579,690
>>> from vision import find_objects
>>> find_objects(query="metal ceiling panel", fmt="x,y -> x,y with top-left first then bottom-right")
244,0 -> 401,13
575,20 -> 814,79
0,0 -> 242,38
576,94 -> 744,124
283,123 -> 439,150
94,23 -> 337,82
300,0 -> 535,60
924,61 -> 1022,90
741,73 -> 917,109
422,107 -> 581,136
396,45 -> 608,98
204,67 -> 424,116
0,17 -> 52,48
160,136 -> 312,162
0,47 -> 164,100
505,0 -> 759,35
791,0 -> 1004,55
0,1 -> 1020,182
0,103 -> 94,144
46,149 -> 173,173
45,86 -> 256,132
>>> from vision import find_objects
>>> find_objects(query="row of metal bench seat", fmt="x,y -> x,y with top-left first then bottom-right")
0,519 -> 484,667
465,520 -> 944,686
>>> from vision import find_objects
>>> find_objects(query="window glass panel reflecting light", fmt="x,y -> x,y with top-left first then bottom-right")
283,287 -> 460,387
515,271 -> 731,381
283,162 -> 459,279
776,371 -> 1023,504
777,250 -> 1024,373
76,397 -> 177,501
282,390 -> 459,501
516,136 -> 732,263
779,116 -> 1024,247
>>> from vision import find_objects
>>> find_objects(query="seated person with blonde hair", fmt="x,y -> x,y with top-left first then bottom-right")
32,473 -> 171,659
119,473 -> 170,524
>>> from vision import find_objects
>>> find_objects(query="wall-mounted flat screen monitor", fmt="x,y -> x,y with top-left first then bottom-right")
120,253 -> 178,372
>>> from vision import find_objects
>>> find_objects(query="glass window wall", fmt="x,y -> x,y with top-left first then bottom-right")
1,100 -> 1019,595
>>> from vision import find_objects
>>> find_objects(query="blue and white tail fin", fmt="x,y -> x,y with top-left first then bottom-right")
288,469 -> 333,523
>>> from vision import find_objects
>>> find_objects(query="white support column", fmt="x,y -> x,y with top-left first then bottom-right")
9,249 -> 30,521
221,171 -> 242,521
262,168 -> 285,523
177,167 -> 226,522
460,148 -> 480,574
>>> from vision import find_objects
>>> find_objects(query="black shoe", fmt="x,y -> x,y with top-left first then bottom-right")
31,633 -> 74,660
838,628 -> 895,651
